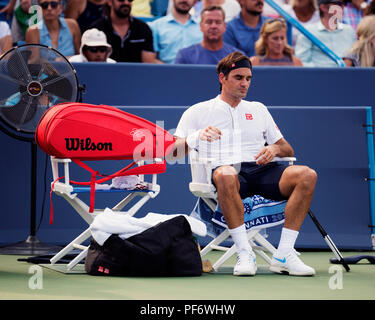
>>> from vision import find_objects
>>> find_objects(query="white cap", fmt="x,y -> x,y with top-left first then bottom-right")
81,28 -> 112,49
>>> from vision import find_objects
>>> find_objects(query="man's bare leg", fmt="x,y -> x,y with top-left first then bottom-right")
213,166 -> 256,276
270,165 -> 318,276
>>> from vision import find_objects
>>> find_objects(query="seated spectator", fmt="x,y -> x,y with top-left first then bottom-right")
285,0 -> 320,47
189,0 -> 241,22
223,0 -> 269,58
69,28 -> 116,62
0,20 -> 12,55
149,0 -> 202,64
175,6 -> 241,64
343,0 -> 367,29
343,15 -> 375,66
11,0 -> 32,45
25,0 -> 81,57
64,0 -> 107,34
250,18 -> 303,65
295,0 -> 356,67
91,0 -> 158,62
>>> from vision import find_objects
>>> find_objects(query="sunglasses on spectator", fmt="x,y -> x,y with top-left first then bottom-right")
40,1 -> 60,9
116,0 -> 134,3
266,17 -> 288,27
268,17 -> 287,24
85,46 -> 108,53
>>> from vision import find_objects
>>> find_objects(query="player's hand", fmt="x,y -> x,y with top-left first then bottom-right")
199,126 -> 222,142
254,145 -> 277,165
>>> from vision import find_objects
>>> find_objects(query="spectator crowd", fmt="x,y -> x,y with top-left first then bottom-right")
0,0 -> 374,66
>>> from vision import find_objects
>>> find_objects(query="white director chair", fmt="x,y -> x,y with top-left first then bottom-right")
49,156 -> 163,271
188,149 -> 296,272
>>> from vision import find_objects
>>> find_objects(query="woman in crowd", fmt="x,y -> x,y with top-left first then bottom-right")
250,18 -> 303,66
286,0 -> 320,47
343,15 -> 375,67
25,0 -> 80,58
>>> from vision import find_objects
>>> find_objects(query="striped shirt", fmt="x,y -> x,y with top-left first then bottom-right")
343,3 -> 363,30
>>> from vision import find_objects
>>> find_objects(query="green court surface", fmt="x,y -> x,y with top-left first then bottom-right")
0,251 -> 374,300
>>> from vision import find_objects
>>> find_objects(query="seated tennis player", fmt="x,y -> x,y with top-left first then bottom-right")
170,51 -> 317,276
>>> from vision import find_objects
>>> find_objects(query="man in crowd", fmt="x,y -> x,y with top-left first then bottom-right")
69,28 -> 116,62
223,0 -> 268,57
295,0 -> 356,67
91,0 -> 158,62
175,5 -> 241,64
148,0 -> 202,64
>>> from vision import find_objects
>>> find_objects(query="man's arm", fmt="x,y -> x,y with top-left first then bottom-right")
165,137 -> 189,161
25,25 -> 40,44
64,0 -> 86,20
141,50 -> 163,63
254,138 -> 294,165
66,19 -> 82,55
165,126 -> 222,161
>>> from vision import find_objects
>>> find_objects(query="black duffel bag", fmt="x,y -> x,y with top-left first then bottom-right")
85,215 -> 202,277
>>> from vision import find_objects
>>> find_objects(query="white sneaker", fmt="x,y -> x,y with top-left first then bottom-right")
233,251 -> 257,276
269,250 -> 315,276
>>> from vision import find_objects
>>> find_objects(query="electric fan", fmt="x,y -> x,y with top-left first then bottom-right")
0,44 -> 81,255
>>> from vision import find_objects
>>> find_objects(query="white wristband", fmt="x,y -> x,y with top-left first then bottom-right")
186,130 -> 201,149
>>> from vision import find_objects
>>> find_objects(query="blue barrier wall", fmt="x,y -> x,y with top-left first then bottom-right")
71,63 -> 375,109
0,64 -> 374,250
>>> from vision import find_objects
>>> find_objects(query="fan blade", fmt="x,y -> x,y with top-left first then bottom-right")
6,48 -> 33,83
44,92 -> 70,105
42,71 -> 75,101
0,89 -> 28,106
41,70 -> 74,87
1,94 -> 37,126
0,71 -> 29,87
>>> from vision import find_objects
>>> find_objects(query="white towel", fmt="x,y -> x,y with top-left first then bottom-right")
90,208 -> 207,245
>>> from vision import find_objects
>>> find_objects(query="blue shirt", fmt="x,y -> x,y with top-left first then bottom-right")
295,20 -> 356,67
223,14 -> 268,58
174,42 -> 242,64
148,14 -> 203,64
39,17 -> 75,57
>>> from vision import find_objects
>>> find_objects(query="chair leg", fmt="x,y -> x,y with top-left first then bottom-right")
211,230 -> 262,271
67,247 -> 89,270
212,245 -> 237,271
200,229 -> 230,256
251,232 -> 277,264
50,228 -> 91,266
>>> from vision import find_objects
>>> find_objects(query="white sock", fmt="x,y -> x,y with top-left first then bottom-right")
276,227 -> 299,257
229,224 -> 252,256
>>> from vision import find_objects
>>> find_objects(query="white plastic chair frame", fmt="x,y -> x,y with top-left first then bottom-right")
188,149 -> 296,272
49,156 -> 162,271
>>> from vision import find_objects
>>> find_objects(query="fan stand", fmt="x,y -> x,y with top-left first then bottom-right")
0,44 -> 83,255
0,142 -> 61,255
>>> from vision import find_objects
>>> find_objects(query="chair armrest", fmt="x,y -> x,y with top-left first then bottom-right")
50,156 -> 72,183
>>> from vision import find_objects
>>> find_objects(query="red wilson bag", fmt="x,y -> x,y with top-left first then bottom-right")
36,102 -> 174,160
35,102 -> 175,217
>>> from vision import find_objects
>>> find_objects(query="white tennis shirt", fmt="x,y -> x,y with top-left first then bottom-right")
174,95 -> 283,166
